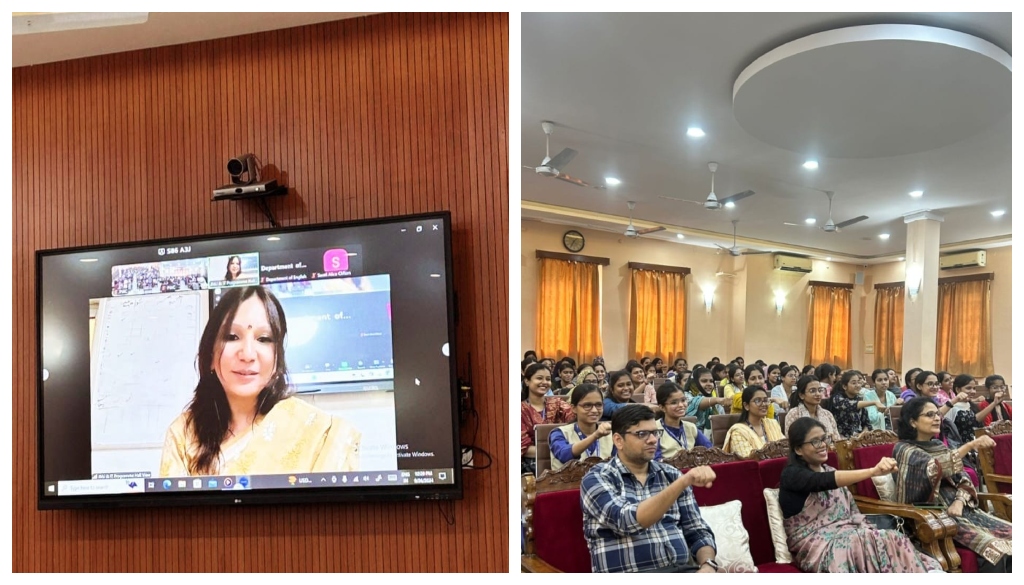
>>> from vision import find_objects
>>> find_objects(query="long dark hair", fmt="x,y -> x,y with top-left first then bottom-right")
606,370 -> 633,403
787,417 -> 826,467
737,385 -> 767,425
897,397 -> 935,441
790,375 -> 819,408
521,362 -> 551,401
185,286 -> 292,474
224,255 -> 242,281
904,368 -> 923,390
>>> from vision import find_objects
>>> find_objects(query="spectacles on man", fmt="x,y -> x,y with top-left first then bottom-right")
577,402 -> 603,411
800,437 -> 833,449
621,429 -> 664,441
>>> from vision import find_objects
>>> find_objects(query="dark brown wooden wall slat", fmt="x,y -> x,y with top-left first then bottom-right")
13,12 -> 509,572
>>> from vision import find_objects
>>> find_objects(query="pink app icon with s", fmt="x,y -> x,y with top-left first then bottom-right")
323,249 -> 349,272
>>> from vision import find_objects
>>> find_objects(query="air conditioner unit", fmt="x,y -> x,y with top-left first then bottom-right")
939,250 -> 986,270
774,254 -> 812,273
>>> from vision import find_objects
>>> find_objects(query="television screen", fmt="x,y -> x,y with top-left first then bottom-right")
37,212 -> 460,508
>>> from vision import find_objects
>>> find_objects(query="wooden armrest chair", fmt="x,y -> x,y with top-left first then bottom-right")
975,420 -> 1012,521
522,458 -> 603,573
681,415 -> 698,426
749,438 -> 790,461
661,445 -> 742,470
886,405 -> 902,431
836,429 -> 960,572
709,413 -> 740,449
631,391 -> 646,403
533,423 -> 561,477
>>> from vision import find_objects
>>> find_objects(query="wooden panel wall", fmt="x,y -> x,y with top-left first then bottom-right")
12,13 -> 508,572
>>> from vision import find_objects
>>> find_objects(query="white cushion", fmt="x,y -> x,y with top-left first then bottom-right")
698,499 -> 759,572
762,488 -> 793,564
871,473 -> 897,502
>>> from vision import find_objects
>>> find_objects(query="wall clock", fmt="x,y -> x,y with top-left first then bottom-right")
563,230 -> 585,253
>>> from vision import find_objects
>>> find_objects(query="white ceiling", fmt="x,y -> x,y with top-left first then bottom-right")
12,12 -> 377,67
521,13 -> 1012,263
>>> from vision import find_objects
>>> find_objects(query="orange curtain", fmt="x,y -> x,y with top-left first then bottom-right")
536,258 -> 603,363
628,269 -> 687,361
805,285 -> 852,368
935,279 -> 993,375
873,286 -> 905,372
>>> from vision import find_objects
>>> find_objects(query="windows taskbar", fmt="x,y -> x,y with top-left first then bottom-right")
44,468 -> 455,496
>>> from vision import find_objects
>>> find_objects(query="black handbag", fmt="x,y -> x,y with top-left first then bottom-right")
864,513 -> 905,534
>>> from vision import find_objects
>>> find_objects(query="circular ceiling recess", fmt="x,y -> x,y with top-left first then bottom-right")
733,25 -> 1011,159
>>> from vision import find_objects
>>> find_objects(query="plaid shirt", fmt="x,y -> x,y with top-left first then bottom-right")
580,456 -> 716,572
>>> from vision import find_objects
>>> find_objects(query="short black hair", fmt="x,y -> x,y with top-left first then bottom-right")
524,350 -> 537,360
611,404 -> 655,436
984,374 -> 1006,389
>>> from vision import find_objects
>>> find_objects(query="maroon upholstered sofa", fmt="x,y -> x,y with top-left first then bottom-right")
522,447 -> 826,573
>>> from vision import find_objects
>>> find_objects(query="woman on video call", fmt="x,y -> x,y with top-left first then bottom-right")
224,255 -> 244,282
159,286 -> 361,476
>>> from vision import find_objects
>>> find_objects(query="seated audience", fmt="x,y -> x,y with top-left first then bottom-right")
627,360 -> 656,404
779,417 -> 943,573
650,357 -> 666,376
684,366 -> 731,436
935,371 -> 954,405
814,363 -> 837,399
604,370 -> 658,421
723,385 -> 784,457
549,384 -> 614,471
560,366 -> 597,397
520,362 -> 574,474
784,375 -> 840,440
979,374 -> 1012,425
886,368 -> 900,392
765,364 -> 782,394
553,360 -> 576,393
722,364 -> 745,403
593,363 -> 609,392
580,405 -> 719,573
734,356 -> 745,369
709,363 -> 728,386
829,370 -> 883,438
656,382 -> 711,459
945,374 -> 1005,451
893,398 -> 1011,572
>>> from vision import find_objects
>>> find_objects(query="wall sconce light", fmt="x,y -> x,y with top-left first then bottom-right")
774,291 -> 786,315
906,264 -> 923,301
702,288 -> 715,314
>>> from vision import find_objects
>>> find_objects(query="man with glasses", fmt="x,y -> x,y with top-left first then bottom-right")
580,404 -> 719,573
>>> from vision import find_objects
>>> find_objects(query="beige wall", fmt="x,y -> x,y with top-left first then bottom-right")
860,246 -> 1011,382
522,220 -> 1011,382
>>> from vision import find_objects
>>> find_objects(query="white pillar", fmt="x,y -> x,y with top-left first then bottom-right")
901,211 -> 943,372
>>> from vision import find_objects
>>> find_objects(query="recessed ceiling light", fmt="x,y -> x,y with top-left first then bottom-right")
898,257 -> 905,261
804,218 -> 816,224
802,160 -> 818,170
991,210 -> 1005,217
430,274 -> 441,278
605,177 -> 621,186
267,236 -> 281,241
825,256 -> 832,261
686,127 -> 705,138
909,190 -> 924,198
79,258 -> 98,263
676,233 -> 685,240
724,201 -> 735,208
879,233 -> 890,240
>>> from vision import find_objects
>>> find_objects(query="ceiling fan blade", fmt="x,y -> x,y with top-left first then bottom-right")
546,147 -> 578,171
720,190 -> 755,205
637,226 -> 666,236
658,195 -> 706,206
835,215 -> 869,229
715,244 -> 730,251
741,250 -> 774,255
522,165 -> 536,170
554,173 -> 593,188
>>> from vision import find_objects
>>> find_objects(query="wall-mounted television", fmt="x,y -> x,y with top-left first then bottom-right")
36,212 -> 460,508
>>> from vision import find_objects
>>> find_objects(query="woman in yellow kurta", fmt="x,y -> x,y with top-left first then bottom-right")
723,386 -> 784,458
159,286 -> 360,476
730,364 -> 775,419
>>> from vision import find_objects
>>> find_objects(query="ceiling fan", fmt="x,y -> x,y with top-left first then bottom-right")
623,201 -> 666,238
717,220 -> 773,257
660,162 -> 755,210
522,121 -> 601,188
784,190 -> 868,232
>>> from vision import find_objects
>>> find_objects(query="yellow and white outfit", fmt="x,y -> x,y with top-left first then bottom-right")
160,397 -> 361,476
549,422 -> 614,472
722,417 -> 784,458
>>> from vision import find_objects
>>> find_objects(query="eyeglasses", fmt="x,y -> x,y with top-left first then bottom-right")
801,437 -> 833,449
749,398 -> 769,406
921,381 -> 937,387
917,411 -> 942,420
577,402 -> 603,411
805,387 -> 824,394
622,429 -> 664,441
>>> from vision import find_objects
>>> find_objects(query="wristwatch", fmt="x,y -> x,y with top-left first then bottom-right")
944,401 -> 955,409
701,559 -> 720,571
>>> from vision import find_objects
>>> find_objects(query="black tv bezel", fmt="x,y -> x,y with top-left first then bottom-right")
35,211 -> 462,509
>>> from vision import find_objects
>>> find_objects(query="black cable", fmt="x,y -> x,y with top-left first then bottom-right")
437,500 -> 455,525
460,408 -> 493,470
